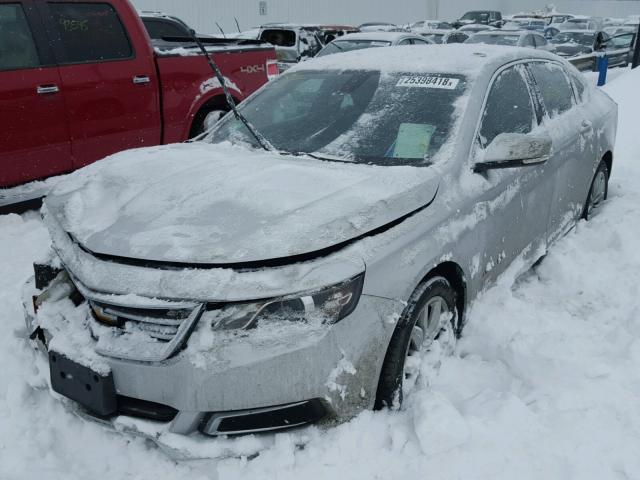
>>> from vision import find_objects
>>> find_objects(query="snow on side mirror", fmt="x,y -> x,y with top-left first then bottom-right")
474,132 -> 552,173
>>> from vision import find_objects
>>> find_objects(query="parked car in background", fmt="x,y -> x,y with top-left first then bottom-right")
551,30 -> 631,70
458,24 -> 497,34
442,30 -> 470,44
259,24 -> 324,72
139,11 -> 203,40
24,45 -> 616,441
0,0 -> 277,202
409,20 -> 452,31
544,13 -> 574,25
358,22 -> 403,32
559,17 -> 603,31
506,18 -> 547,32
418,29 -> 452,44
466,30 -> 552,50
607,30 -> 637,65
452,10 -> 504,29
315,31 -> 432,58
319,25 -> 359,43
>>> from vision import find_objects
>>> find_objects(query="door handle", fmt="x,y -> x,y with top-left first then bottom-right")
36,85 -> 59,94
132,75 -> 151,85
580,120 -> 593,134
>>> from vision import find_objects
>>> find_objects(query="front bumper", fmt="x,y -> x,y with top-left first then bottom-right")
23,274 -> 401,438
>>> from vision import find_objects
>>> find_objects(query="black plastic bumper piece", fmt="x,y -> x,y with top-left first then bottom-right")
49,351 -> 117,417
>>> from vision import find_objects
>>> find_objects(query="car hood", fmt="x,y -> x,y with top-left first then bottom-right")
44,143 -> 440,266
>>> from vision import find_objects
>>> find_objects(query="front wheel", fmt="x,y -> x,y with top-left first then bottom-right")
375,276 -> 458,410
582,160 -> 609,220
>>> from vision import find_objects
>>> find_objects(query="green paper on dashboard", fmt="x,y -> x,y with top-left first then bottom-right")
392,123 -> 436,159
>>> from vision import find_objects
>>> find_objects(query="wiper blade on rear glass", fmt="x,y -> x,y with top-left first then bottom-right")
187,29 -> 274,151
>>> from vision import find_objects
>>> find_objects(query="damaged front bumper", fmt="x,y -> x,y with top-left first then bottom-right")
22,269 -> 401,441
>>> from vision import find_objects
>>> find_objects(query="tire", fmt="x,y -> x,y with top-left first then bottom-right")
189,107 -> 229,139
582,159 -> 609,220
374,276 -> 458,410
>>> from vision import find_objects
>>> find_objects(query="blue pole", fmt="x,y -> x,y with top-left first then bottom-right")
597,54 -> 609,86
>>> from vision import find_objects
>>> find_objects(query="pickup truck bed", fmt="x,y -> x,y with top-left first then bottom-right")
0,0 -> 276,201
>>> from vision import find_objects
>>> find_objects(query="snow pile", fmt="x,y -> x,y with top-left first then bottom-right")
1,68 -> 640,479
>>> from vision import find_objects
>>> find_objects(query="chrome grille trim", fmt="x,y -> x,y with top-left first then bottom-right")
71,277 -> 204,362
93,302 -> 204,362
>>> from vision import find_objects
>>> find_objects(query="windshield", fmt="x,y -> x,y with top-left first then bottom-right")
207,70 -> 467,166
316,39 -> 392,57
552,32 -> 594,45
467,33 -> 520,45
461,12 -> 490,22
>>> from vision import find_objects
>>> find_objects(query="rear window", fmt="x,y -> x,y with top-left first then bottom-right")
142,18 -> 187,40
0,3 -> 40,71
260,29 -> 296,47
48,2 -> 133,63
467,34 -> 520,46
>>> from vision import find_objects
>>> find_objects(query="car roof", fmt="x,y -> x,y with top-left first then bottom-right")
474,30 -> 527,36
417,29 -> 451,35
557,29 -> 598,34
335,32 -> 418,42
292,44 -> 561,79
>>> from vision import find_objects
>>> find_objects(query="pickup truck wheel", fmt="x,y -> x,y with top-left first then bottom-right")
190,107 -> 229,138
582,160 -> 609,220
375,276 -> 458,410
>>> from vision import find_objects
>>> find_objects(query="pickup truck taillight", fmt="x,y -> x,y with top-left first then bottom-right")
266,60 -> 279,80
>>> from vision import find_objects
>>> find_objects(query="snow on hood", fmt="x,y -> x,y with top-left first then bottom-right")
44,142 -> 439,265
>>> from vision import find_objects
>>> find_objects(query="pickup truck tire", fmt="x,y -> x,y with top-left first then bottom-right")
190,103 -> 230,138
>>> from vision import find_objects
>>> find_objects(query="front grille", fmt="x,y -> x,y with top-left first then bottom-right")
91,302 -> 193,343
87,300 -> 203,362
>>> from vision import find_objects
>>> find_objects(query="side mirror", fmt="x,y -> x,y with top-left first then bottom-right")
474,132 -> 552,173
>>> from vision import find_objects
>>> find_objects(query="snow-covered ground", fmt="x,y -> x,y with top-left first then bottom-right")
1,68 -> 639,479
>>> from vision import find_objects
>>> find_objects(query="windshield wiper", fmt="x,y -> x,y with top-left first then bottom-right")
302,152 -> 354,164
188,29 -> 274,151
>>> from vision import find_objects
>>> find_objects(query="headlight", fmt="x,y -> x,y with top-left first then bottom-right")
202,273 -> 364,331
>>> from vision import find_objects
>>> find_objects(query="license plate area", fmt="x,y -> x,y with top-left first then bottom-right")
49,351 -> 117,417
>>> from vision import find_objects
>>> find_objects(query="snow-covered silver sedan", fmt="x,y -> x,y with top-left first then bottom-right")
315,31 -> 432,57
23,45 -> 616,439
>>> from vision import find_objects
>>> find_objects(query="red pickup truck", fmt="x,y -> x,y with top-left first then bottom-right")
0,0 -> 277,199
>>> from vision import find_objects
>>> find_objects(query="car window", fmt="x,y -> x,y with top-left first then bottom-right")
398,38 -> 413,45
610,33 -> 633,48
523,35 -> 535,47
411,38 -> 429,44
479,65 -> 536,147
142,18 -> 188,39
47,2 -> 132,63
0,3 -> 40,71
528,62 -> 574,118
260,29 -> 296,47
567,69 -> 587,103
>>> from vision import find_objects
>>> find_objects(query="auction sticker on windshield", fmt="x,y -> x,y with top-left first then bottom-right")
396,75 -> 460,89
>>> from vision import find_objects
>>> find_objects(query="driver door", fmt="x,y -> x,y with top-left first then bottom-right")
472,63 -> 555,282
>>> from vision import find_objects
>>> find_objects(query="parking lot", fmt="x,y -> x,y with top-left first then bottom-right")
2,1 -> 640,479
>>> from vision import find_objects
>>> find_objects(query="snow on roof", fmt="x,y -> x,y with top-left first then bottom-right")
333,32 -> 415,42
291,44 -> 558,77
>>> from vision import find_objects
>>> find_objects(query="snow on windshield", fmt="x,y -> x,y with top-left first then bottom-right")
208,70 -> 469,166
